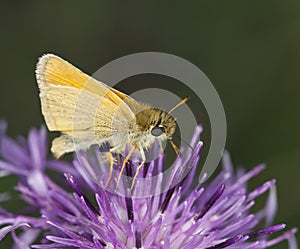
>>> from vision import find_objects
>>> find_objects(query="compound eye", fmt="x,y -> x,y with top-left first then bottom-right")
151,126 -> 164,137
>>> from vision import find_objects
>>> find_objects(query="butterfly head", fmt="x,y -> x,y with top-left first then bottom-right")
133,108 -> 179,154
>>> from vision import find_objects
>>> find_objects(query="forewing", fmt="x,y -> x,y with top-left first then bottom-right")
36,54 -> 136,133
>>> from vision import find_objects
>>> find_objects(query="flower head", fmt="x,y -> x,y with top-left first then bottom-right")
0,121 -> 297,248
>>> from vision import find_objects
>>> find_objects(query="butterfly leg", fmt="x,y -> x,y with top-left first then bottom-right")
169,139 -> 180,155
105,144 -> 122,188
158,139 -> 164,155
116,146 -> 135,192
131,147 -> 146,190
104,152 -> 115,188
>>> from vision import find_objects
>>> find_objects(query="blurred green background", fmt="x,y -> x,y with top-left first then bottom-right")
0,1 -> 299,248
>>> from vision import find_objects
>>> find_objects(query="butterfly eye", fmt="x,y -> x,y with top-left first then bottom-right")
151,126 -> 164,137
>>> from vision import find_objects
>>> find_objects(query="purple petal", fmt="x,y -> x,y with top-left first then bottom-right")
0,223 -> 30,240
264,184 -> 277,226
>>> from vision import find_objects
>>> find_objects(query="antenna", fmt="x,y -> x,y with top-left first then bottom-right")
168,96 -> 192,155
168,96 -> 190,114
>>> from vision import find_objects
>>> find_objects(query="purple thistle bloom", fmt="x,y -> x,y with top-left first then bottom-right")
0,121 -> 297,248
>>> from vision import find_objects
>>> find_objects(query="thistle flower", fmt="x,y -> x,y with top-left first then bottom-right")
0,121 -> 297,248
